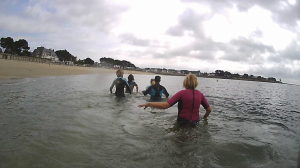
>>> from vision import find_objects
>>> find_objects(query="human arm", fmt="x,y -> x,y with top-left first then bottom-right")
201,94 -> 212,118
163,87 -> 169,98
125,83 -> 131,94
136,85 -> 139,93
143,86 -> 152,96
109,80 -> 115,94
138,102 -> 170,110
203,106 -> 212,118
123,78 -> 131,94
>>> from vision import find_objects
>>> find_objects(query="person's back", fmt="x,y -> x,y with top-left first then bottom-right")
126,74 -> 138,93
110,69 -> 131,97
138,74 -> 212,127
167,89 -> 209,124
143,76 -> 169,101
114,77 -> 130,97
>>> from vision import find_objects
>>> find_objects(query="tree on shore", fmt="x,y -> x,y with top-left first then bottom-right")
215,70 -> 225,76
1,37 -> 14,54
14,39 -> 30,56
84,57 -> 94,65
99,57 -> 136,68
75,59 -> 84,65
0,37 -> 30,56
74,58 -> 94,65
242,73 -> 249,78
55,50 -> 76,62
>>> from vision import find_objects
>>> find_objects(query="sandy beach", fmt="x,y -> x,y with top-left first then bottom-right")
0,59 -> 154,80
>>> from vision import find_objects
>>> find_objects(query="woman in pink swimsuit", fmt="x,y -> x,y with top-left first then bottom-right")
138,74 -> 212,125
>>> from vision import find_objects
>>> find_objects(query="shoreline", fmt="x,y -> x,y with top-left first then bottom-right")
154,72 -> 290,85
0,59 -> 156,81
0,59 -> 297,86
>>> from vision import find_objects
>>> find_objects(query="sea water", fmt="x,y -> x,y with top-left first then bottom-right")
0,73 -> 299,168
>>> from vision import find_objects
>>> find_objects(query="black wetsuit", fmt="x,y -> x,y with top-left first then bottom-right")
126,81 -> 138,93
143,83 -> 169,101
110,77 -> 131,97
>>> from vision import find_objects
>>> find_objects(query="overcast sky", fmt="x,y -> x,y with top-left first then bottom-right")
0,0 -> 299,81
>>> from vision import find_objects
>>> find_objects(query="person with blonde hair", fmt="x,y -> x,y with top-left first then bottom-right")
139,73 -> 212,126
110,69 -> 131,97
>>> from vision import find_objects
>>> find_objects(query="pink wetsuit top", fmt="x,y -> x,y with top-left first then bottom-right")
167,89 -> 210,122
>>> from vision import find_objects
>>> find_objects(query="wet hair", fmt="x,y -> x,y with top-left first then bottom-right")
116,69 -> 124,77
150,78 -> 155,85
155,76 -> 161,83
128,74 -> 134,82
183,73 -> 198,89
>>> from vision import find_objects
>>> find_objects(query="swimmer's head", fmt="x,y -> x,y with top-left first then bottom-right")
150,78 -> 155,85
116,69 -> 124,77
183,73 -> 198,89
128,74 -> 134,82
155,76 -> 161,83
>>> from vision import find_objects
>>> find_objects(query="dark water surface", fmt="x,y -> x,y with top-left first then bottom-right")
0,73 -> 299,168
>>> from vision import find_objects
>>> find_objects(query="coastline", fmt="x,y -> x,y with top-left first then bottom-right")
1,59 -> 297,86
0,59 -> 156,80
154,72 -> 288,85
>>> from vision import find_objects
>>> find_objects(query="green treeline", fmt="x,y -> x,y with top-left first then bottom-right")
100,57 -> 136,68
0,37 -> 31,56
55,50 -> 77,62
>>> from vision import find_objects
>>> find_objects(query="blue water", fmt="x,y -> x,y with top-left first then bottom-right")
0,73 -> 299,168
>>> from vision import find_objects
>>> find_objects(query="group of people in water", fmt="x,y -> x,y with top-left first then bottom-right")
110,69 -> 212,126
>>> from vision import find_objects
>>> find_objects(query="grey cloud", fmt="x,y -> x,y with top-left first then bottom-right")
53,0 -> 129,31
164,6 -> 277,64
191,38 -> 223,51
0,0 -> 128,34
161,35 -> 276,63
220,37 -> 275,62
182,0 -> 300,29
189,50 -> 215,60
166,25 -> 184,36
118,33 -> 161,47
166,8 -> 210,38
221,52 -> 248,62
268,40 -> 300,62
278,41 -> 300,61
152,38 -> 219,60
250,29 -> 264,38
248,64 -> 300,79
230,37 -> 275,53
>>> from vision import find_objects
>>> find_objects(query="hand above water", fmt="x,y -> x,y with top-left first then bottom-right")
138,103 -> 149,110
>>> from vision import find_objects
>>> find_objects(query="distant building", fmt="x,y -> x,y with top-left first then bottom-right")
167,69 -> 177,74
32,47 -> 59,62
180,70 -> 189,74
208,73 -> 215,77
190,70 -> 201,76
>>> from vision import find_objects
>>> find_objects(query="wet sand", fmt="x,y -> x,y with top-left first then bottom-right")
0,59 -> 154,80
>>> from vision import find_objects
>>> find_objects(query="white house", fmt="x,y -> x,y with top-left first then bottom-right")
32,47 -> 59,62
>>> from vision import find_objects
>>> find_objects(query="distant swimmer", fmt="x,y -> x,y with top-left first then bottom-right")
126,74 -> 138,93
142,76 -> 169,101
110,69 -> 131,97
139,74 -> 212,126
